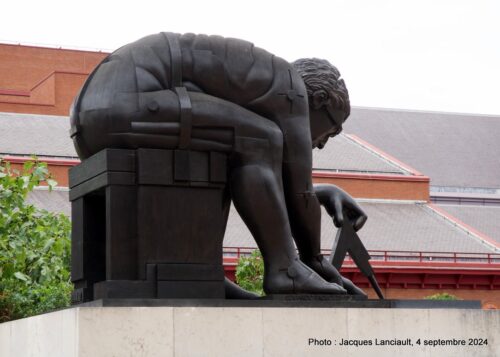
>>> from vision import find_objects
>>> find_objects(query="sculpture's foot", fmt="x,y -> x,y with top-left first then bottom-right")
224,277 -> 260,299
303,254 -> 344,286
341,277 -> 367,297
305,255 -> 367,297
264,258 -> 347,295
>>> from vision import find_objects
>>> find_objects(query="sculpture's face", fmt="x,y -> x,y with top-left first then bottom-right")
310,102 -> 345,149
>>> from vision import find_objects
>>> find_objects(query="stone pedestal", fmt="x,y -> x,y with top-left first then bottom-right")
0,302 -> 498,357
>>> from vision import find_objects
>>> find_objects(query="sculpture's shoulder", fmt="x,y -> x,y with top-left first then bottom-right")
179,32 -> 275,73
111,33 -> 169,59
94,32 -> 295,106
179,33 -> 280,104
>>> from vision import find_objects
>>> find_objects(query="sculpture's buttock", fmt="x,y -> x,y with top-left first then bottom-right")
70,32 -> 277,159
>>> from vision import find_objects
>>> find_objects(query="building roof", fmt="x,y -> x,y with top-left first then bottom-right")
436,204 -> 500,245
344,107 -> 500,191
224,200 -> 497,254
10,106 -> 498,257
0,112 -> 76,158
313,134 -> 407,174
29,188 -> 495,254
26,188 -> 71,216
1,111 -> 410,175
351,201 -> 497,253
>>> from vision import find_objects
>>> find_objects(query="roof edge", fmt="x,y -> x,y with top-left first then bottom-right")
312,170 -> 429,182
345,134 -> 424,176
352,105 -> 500,118
1,155 -> 79,166
427,204 -> 500,252
0,111 -> 69,119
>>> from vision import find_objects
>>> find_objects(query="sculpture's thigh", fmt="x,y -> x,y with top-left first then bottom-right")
189,92 -> 283,160
75,88 -> 282,159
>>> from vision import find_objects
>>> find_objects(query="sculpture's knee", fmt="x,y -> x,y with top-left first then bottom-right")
234,122 -> 283,163
265,124 -> 285,167
266,124 -> 284,153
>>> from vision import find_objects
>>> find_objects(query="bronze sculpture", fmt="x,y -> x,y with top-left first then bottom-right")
69,32 -> 367,299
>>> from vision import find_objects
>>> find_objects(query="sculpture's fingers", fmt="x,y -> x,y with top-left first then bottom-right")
333,198 -> 344,227
344,199 -> 367,229
345,198 -> 365,216
354,215 -> 367,231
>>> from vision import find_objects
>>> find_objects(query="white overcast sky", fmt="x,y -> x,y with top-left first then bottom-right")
2,0 -> 499,115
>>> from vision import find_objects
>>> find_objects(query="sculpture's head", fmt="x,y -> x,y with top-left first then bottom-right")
293,58 -> 350,149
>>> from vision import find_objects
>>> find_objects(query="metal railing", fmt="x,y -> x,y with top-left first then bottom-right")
223,246 -> 500,266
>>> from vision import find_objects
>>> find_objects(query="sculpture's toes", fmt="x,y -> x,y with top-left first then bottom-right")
224,277 -> 261,299
305,255 -> 368,297
305,255 -> 343,286
341,277 -> 367,297
264,259 -> 347,295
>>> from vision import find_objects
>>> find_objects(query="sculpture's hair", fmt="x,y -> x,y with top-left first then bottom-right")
292,58 -> 350,117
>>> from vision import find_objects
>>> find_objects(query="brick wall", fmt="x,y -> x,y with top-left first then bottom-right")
313,173 -> 430,201
0,44 -> 107,116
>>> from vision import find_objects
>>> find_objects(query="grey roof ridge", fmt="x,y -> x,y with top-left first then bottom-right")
312,168 -> 403,175
0,153 -> 78,160
0,111 -> 68,120
424,204 -> 500,253
342,134 -> 414,176
431,186 -> 500,196
355,198 -> 427,204
352,105 -> 500,118
33,186 -> 69,192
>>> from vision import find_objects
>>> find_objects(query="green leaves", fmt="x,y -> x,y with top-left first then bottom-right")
424,293 -> 461,300
235,250 -> 264,296
0,159 -> 71,322
46,179 -> 57,191
13,272 -> 30,282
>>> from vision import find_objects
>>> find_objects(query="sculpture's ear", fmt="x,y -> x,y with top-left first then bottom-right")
311,89 -> 330,109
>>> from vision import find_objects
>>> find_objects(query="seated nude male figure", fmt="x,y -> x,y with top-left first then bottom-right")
70,32 -> 367,295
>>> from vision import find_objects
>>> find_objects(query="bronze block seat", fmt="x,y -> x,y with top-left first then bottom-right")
69,148 -> 228,303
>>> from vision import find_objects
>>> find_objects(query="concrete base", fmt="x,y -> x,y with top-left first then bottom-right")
1,304 -> 499,356
79,297 -> 481,309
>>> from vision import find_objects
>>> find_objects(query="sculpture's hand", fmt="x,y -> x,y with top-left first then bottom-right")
314,184 -> 367,231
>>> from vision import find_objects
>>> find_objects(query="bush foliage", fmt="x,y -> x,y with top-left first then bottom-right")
235,250 -> 264,296
0,160 -> 72,322
424,292 -> 461,300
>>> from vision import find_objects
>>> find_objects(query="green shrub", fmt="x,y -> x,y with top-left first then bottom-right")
424,292 -> 461,300
0,159 -> 72,322
235,250 -> 264,296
